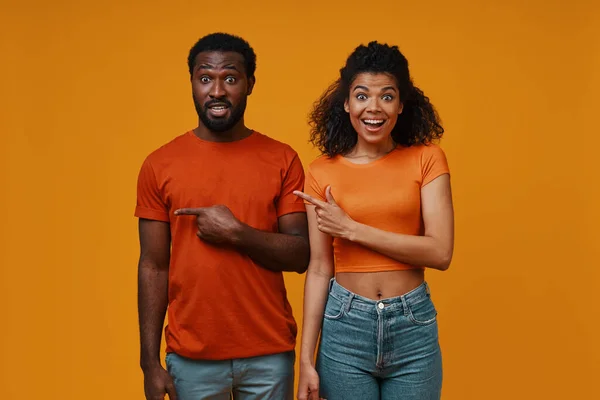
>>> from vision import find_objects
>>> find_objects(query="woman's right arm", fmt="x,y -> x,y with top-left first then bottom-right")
298,204 -> 334,400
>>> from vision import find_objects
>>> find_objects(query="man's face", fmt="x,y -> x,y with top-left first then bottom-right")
191,51 -> 254,132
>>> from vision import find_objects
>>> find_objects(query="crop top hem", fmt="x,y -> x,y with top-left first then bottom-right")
335,264 -> 425,273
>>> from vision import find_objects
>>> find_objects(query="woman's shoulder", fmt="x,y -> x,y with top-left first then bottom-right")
305,154 -> 347,186
396,142 -> 447,162
398,142 -> 444,153
307,153 -> 340,170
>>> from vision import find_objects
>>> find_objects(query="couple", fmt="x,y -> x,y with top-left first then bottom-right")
136,32 -> 454,400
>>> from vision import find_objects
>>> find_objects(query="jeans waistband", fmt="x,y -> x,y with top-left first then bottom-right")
328,278 -> 431,314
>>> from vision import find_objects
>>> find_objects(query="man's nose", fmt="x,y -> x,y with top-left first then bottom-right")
209,80 -> 226,98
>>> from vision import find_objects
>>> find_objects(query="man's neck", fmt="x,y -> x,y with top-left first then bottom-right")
193,121 -> 252,143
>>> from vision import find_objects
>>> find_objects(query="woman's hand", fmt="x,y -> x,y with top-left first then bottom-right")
297,363 -> 325,400
294,186 -> 357,240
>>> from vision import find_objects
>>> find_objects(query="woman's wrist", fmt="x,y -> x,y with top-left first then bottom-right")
344,219 -> 363,242
300,354 -> 315,368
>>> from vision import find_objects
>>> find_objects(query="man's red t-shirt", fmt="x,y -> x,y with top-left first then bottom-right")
135,130 -> 306,360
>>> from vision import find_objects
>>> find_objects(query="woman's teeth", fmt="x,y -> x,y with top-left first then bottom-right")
363,119 -> 385,127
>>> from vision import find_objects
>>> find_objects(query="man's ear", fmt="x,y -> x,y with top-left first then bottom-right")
247,76 -> 256,95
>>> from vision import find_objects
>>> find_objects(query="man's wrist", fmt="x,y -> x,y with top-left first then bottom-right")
140,357 -> 162,373
229,221 -> 249,246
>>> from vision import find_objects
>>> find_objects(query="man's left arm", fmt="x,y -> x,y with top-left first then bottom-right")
232,212 -> 309,273
234,152 -> 309,273
175,153 -> 310,273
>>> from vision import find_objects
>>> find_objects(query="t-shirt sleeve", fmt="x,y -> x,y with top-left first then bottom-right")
421,144 -> 450,187
276,153 -> 307,217
135,157 -> 170,222
304,163 -> 326,204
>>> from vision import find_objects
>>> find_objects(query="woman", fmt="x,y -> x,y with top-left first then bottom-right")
294,41 -> 454,400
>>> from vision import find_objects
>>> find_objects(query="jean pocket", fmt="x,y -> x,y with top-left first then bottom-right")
407,298 -> 438,326
165,352 -> 174,374
323,295 -> 346,320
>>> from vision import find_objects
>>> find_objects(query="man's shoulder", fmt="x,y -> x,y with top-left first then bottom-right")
252,132 -> 300,165
144,131 -> 192,163
253,132 -> 296,153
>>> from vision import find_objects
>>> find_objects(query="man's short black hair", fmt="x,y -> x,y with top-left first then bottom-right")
187,33 -> 257,78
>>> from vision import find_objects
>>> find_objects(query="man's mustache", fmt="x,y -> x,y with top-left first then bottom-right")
205,99 -> 232,108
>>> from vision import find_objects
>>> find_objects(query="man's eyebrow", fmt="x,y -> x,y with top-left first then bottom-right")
195,64 -> 240,71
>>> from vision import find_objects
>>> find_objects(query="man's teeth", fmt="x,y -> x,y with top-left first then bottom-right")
212,106 -> 226,110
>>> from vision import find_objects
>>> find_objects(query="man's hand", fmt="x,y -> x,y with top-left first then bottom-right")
174,205 -> 243,244
143,365 -> 178,400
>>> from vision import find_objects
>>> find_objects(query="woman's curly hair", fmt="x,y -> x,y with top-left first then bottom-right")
309,41 -> 444,157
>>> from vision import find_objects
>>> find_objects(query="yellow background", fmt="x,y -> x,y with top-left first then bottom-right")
1,0 -> 599,398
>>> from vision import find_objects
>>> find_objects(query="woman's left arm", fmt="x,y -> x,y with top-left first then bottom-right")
294,173 -> 454,271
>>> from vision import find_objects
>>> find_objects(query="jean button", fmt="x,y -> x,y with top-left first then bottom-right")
377,302 -> 384,310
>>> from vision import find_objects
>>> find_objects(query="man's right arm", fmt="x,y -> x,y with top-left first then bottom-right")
138,218 -> 178,400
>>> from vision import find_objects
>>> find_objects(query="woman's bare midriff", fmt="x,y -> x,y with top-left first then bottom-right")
335,269 -> 425,300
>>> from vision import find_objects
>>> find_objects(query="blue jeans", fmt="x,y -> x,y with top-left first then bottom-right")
165,351 -> 295,400
317,279 -> 443,400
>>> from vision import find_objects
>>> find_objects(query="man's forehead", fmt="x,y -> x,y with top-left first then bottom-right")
194,51 -> 245,68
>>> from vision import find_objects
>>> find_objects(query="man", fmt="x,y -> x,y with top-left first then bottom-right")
136,32 -> 310,400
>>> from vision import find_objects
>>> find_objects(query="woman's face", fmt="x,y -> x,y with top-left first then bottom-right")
344,72 -> 403,146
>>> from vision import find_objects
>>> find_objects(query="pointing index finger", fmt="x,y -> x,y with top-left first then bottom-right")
293,190 -> 326,207
174,208 -> 204,216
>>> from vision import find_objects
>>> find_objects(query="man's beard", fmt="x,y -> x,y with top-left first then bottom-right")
194,95 -> 247,133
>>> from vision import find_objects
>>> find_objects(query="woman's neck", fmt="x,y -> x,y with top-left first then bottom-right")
345,137 -> 396,161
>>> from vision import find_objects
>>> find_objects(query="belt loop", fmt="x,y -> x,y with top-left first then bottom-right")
400,295 -> 409,317
345,293 -> 354,313
329,278 -> 334,292
425,281 -> 431,296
